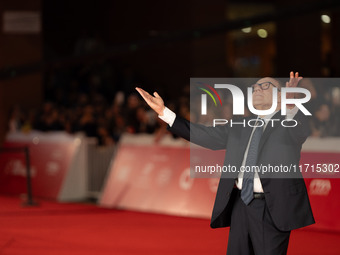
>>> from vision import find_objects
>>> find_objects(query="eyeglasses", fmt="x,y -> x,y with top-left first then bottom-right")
251,82 -> 281,93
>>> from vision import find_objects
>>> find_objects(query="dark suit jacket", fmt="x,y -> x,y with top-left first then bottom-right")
168,110 -> 315,231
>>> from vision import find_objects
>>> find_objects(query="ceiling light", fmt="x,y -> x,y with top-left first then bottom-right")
241,27 -> 252,33
257,29 -> 268,38
321,15 -> 331,24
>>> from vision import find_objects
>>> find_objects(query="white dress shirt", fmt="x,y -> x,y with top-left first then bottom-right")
158,106 -> 298,193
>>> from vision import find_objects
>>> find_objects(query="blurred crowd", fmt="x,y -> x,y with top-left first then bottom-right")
8,93 -> 162,146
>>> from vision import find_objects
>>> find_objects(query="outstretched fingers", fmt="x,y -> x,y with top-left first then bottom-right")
135,87 -> 165,115
136,87 -> 152,103
287,71 -> 303,88
153,91 -> 161,98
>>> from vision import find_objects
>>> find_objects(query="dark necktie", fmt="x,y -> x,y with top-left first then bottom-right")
241,119 -> 264,205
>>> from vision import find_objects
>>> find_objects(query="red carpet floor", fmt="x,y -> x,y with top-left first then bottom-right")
0,195 -> 339,255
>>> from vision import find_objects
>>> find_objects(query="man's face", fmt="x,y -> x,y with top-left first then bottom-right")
252,77 -> 281,110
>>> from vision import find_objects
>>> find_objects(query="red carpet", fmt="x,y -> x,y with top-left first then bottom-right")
0,195 -> 339,255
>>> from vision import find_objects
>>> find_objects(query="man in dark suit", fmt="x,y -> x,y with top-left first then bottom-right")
136,72 -> 314,255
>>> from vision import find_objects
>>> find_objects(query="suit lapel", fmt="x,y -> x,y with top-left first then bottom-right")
239,122 -> 253,158
258,110 -> 284,153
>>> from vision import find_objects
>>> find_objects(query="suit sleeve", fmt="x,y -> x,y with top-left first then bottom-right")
286,110 -> 311,145
167,116 -> 229,150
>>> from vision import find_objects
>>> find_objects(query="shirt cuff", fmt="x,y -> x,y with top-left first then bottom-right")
286,106 -> 298,120
158,107 -> 176,127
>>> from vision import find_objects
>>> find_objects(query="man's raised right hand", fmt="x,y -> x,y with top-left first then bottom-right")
135,87 -> 165,116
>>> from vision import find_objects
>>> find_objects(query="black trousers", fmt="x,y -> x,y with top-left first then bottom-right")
227,189 -> 291,255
